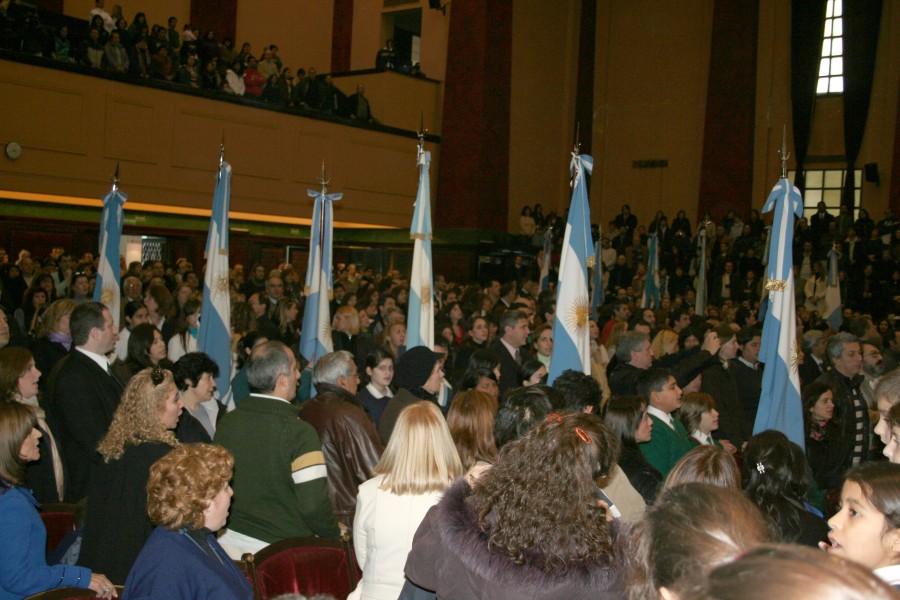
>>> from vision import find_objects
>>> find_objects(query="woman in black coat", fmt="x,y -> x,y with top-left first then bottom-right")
602,395 -> 662,504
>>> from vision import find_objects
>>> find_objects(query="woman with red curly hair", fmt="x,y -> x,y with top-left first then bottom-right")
402,412 -> 624,598
123,443 -> 252,599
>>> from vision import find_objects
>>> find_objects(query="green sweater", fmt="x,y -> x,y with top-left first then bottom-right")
640,414 -> 694,477
215,394 -> 340,543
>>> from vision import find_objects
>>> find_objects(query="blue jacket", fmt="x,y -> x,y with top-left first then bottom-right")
0,485 -> 91,599
123,526 -> 252,600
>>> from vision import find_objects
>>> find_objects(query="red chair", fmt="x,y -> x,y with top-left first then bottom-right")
38,503 -> 77,557
24,585 -> 123,599
244,537 -> 358,600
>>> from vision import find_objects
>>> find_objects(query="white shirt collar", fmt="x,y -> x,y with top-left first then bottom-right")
647,405 -> 674,429
250,392 -> 291,404
366,382 -> 393,399
500,337 -> 520,360
76,346 -> 111,372
737,356 -> 758,370
692,429 -> 712,445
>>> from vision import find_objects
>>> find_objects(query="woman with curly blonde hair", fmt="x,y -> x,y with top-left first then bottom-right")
79,368 -> 184,584
123,444 -> 253,599
403,412 -> 624,598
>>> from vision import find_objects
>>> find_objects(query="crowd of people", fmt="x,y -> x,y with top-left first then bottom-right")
0,0 -> 380,122
1,199 -> 900,598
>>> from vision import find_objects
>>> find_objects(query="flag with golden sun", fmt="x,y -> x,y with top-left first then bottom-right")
547,151 -> 593,385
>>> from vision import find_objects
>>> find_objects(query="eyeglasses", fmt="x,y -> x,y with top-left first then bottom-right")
151,367 -> 165,386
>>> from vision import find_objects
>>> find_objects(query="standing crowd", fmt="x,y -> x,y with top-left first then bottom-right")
1,200 -> 900,598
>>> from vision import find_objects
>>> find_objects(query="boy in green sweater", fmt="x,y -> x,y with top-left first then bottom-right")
637,367 -> 693,477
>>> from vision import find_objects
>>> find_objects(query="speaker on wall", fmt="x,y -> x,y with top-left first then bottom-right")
864,162 -> 879,185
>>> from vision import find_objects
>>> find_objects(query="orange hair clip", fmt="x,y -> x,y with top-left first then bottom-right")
546,413 -> 563,423
574,427 -> 592,444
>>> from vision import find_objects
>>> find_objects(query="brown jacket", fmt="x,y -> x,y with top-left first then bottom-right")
300,383 -> 384,529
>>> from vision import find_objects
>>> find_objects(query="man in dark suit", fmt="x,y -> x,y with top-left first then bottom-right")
45,302 -> 123,502
489,309 -> 531,395
729,325 -> 763,429
799,330 -> 828,387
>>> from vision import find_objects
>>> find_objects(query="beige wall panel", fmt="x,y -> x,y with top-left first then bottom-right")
508,0 -> 580,232
592,0 -> 714,230
235,1 -> 334,76
65,0 -> 190,29
0,78 -> 86,155
103,96 -> 158,164
0,61 -> 427,229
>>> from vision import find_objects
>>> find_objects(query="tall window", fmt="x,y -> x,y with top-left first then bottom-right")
790,169 -> 860,220
817,0 -> 844,94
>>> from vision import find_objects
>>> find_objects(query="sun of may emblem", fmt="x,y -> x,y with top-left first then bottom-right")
565,296 -> 591,331
214,273 -> 230,295
100,285 -> 115,306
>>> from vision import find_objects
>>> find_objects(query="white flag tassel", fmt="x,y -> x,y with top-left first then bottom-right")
407,147 -> 434,350
94,184 -> 127,328
547,152 -> 593,385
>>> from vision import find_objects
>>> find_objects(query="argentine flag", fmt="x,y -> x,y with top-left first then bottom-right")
754,176 -> 804,448
198,160 -> 233,410
824,245 -> 843,330
94,185 -> 126,327
642,233 -> 660,308
300,184 -> 339,365
547,152 -> 593,385
406,148 -> 434,350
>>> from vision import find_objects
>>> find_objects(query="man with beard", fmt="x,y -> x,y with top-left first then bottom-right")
861,339 -> 887,446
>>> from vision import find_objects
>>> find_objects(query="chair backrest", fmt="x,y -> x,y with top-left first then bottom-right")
38,503 -> 77,557
247,537 -> 357,600
24,585 -> 123,600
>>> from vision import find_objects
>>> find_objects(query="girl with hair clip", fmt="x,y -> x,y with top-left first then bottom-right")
78,368 -> 184,584
627,483 -> 773,600
743,430 -> 829,547
0,403 -> 116,599
356,348 -> 395,429
447,390 -> 498,484
821,462 -> 900,588
703,544 -> 898,600
350,401 -> 462,600
402,412 -> 624,599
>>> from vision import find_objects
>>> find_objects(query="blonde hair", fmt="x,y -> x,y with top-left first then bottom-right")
375,401 -> 463,495
650,329 -> 679,359
334,305 -> 360,335
147,444 -> 233,530
35,299 -> 76,338
606,321 -> 628,353
97,368 -> 179,461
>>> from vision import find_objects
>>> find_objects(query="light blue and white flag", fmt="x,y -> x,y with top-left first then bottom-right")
695,226 -> 708,317
406,147 -> 434,350
590,237 -> 603,320
93,183 -> 126,327
197,158 -> 233,409
642,233 -> 660,309
540,227 -> 553,292
824,245 -> 843,330
300,182 -> 340,365
755,176 -> 805,448
548,152 -> 593,385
